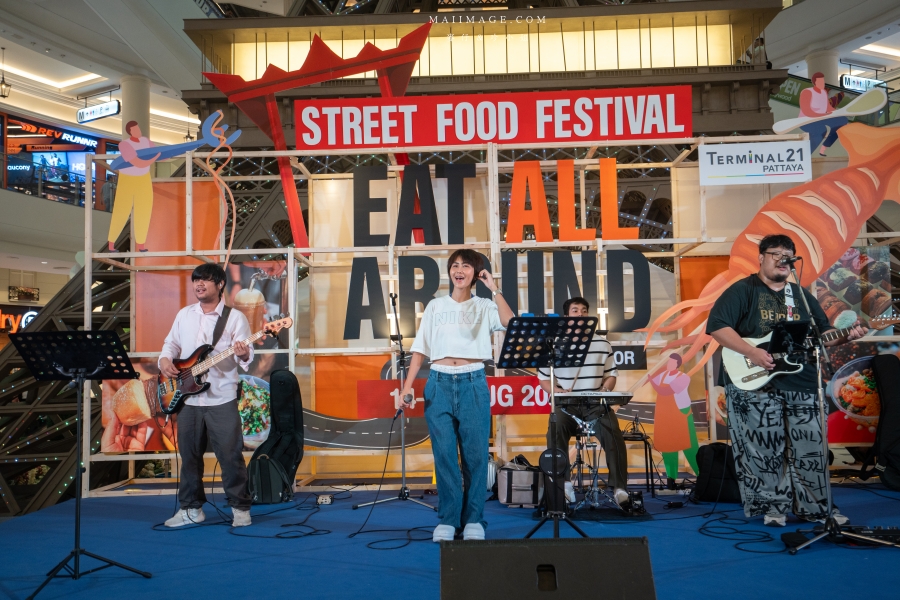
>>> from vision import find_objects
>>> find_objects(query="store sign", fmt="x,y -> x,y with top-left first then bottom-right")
14,121 -> 98,148
841,75 -> 882,94
295,86 -> 692,150
76,100 -> 121,124
0,305 -> 39,333
25,144 -> 84,152
698,141 -> 812,186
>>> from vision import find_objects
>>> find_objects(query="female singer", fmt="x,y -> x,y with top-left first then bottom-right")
399,249 -> 513,542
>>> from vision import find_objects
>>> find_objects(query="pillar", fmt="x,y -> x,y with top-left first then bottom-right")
120,74 -> 151,137
805,49 -> 840,86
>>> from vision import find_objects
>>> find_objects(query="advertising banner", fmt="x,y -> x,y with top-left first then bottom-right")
295,85 -> 692,150
816,246 -> 892,328
101,260 -> 289,454
699,141 -> 812,186
815,246 -> 894,445
357,375 -> 552,418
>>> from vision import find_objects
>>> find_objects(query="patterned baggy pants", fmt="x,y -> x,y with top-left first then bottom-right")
725,384 -> 829,519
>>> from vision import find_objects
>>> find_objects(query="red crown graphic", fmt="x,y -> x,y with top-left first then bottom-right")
201,23 -> 432,250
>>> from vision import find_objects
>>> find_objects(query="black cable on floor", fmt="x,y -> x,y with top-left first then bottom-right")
347,414 -> 437,550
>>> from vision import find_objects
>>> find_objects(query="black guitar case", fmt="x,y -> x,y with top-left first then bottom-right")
862,355 -> 900,490
248,369 -> 305,504
690,442 -> 742,503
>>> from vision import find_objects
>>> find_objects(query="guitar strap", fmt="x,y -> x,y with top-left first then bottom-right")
211,306 -> 233,348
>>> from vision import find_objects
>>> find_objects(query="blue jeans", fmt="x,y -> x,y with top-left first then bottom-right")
424,369 -> 491,529
800,116 -> 848,153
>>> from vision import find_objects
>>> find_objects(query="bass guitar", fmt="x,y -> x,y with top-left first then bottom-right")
721,316 -> 900,391
157,316 -> 292,415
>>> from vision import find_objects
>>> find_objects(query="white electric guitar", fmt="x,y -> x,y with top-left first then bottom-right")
721,316 -> 900,391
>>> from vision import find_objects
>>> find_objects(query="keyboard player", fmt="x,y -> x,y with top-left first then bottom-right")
537,297 -> 629,506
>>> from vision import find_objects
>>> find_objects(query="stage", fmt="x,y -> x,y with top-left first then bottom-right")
1,484 -> 898,599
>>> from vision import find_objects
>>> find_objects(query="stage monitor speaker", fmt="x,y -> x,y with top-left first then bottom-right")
441,537 -> 656,599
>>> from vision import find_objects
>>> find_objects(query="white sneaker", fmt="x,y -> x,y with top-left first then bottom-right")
764,514 -> 786,527
164,507 -> 205,528
564,481 -> 575,504
231,507 -> 252,527
433,524 -> 455,542
614,489 -> 629,506
462,523 -> 485,541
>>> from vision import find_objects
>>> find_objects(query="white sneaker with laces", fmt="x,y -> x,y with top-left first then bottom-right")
462,523 -> 485,541
232,507 -> 252,527
764,514 -> 786,527
615,489 -> 630,506
164,507 -> 205,528
433,524 -> 455,542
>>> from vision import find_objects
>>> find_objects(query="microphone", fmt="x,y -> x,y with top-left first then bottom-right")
780,255 -> 802,266
395,393 -> 413,418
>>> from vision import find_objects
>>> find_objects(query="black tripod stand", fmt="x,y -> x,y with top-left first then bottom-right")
10,331 -> 152,599
781,262 -> 895,553
496,316 -> 596,538
353,293 -> 435,512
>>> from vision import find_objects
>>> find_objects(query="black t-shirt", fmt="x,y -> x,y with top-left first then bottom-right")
706,274 -> 832,392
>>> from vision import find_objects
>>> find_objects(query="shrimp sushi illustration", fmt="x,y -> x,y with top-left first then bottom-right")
640,123 -> 900,377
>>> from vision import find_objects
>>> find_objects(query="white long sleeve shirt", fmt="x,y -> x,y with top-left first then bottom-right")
159,299 -> 253,406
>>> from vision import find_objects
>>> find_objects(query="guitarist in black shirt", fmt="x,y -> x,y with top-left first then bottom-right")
707,234 -> 866,527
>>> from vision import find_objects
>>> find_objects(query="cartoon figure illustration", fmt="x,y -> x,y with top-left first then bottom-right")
106,112 -> 242,252
648,353 -> 699,486
107,121 -> 161,252
640,121 -> 899,381
798,72 -> 847,156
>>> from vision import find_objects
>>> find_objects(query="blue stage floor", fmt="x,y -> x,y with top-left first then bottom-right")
1,484 -> 899,600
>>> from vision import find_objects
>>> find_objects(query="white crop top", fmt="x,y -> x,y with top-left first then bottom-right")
409,294 -> 505,361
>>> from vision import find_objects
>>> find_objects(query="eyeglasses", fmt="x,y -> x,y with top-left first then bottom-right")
764,251 -> 793,261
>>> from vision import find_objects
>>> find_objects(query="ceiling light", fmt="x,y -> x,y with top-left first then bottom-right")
0,60 -> 100,88
41,261 -> 48,264
0,48 -> 10,99
860,44 -> 900,58
150,108 -> 200,124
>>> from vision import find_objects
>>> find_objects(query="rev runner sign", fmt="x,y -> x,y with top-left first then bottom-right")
699,141 -> 812,186
295,85 -> 691,150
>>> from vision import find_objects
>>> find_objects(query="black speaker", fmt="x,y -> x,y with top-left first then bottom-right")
441,537 -> 656,599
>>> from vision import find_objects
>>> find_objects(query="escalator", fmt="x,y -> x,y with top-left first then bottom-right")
0,236 -> 132,517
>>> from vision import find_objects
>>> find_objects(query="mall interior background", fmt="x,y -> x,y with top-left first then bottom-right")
0,0 -> 899,517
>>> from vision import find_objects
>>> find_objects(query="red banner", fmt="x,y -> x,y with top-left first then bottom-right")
296,86 -> 692,151
357,376 -> 552,418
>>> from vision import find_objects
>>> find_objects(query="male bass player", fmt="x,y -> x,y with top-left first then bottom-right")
160,263 -> 254,527
538,297 -> 629,506
399,249 -> 513,542
707,234 -> 866,526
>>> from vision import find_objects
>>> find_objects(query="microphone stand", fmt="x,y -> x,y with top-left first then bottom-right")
353,293 -> 436,512
786,261 -> 892,552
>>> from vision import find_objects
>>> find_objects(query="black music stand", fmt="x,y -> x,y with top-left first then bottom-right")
497,316 -> 596,538
9,331 -> 152,599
